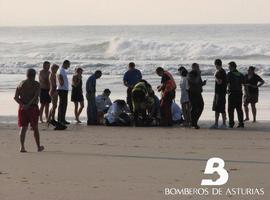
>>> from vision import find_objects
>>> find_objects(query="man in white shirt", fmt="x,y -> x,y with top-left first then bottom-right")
57,60 -> 70,125
96,89 -> 112,124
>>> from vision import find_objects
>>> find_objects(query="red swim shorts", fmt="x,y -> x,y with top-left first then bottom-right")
18,105 -> 40,128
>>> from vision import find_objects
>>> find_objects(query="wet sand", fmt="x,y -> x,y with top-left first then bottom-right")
0,121 -> 269,200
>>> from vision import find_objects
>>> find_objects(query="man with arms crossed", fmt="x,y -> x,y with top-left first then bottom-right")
57,60 -> 70,125
14,69 -> 44,152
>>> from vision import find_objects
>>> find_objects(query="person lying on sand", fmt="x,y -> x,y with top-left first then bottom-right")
14,68 -> 45,153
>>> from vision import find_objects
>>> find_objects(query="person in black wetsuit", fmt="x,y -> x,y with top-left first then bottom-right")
227,61 -> 245,128
71,67 -> 84,123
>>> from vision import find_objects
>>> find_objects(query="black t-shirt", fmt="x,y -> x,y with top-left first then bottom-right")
244,74 -> 264,95
188,70 -> 203,94
227,70 -> 245,94
215,68 -> 227,95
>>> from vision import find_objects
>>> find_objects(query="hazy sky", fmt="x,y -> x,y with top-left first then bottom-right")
0,0 -> 269,26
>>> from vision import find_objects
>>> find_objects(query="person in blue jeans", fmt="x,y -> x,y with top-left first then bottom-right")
86,70 -> 102,125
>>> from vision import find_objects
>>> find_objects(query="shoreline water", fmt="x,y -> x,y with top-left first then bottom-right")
0,73 -> 269,122
1,24 -> 269,123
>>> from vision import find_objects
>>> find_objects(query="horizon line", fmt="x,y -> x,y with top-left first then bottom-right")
1,22 -> 270,28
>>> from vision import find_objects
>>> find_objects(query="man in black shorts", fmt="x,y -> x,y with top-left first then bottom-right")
210,59 -> 227,129
244,66 -> 265,122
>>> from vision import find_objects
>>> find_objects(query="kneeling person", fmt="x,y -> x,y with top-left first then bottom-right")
104,100 -> 131,126
132,80 -> 154,126
96,89 -> 112,124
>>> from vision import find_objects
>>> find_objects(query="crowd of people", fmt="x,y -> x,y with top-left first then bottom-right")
14,59 -> 265,152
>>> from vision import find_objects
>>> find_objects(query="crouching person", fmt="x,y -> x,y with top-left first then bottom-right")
96,89 -> 112,124
148,91 -> 161,126
132,80 -> 154,126
104,100 -> 131,126
14,69 -> 45,153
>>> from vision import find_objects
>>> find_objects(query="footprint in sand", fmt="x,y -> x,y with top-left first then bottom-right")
21,177 -> 29,183
185,151 -> 197,154
96,143 -> 107,146
256,147 -> 265,150
229,168 -> 239,171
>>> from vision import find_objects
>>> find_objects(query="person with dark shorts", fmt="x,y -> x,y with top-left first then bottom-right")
244,66 -> 265,122
123,62 -> 142,112
39,61 -> 51,123
210,59 -> 227,129
227,61 -> 245,128
14,68 -> 45,153
71,68 -> 84,123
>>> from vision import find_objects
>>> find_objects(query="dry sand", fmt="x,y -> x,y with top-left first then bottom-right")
0,121 -> 269,200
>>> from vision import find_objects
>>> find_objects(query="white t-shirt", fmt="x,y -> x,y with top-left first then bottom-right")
96,94 -> 112,112
104,103 -> 129,124
180,76 -> 189,104
57,67 -> 69,91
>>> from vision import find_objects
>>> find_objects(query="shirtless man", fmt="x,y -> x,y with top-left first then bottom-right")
14,69 -> 45,152
39,61 -> 51,123
48,64 -> 59,126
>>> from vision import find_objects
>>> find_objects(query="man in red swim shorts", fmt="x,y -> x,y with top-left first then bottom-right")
14,68 -> 45,153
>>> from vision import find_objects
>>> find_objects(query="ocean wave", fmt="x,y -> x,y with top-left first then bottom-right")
1,61 -> 269,79
1,37 -> 270,61
1,37 -> 270,79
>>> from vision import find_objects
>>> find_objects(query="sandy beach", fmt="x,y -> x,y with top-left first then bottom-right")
0,121 -> 269,200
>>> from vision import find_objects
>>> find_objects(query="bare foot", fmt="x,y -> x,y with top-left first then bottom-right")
244,118 -> 249,121
38,146 -> 45,152
76,119 -> 82,124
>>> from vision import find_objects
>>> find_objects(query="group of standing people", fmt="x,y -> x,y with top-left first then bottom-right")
178,59 -> 265,129
14,59 -> 265,152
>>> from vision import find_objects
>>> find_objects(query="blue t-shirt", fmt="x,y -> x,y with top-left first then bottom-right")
123,69 -> 142,87
86,74 -> 96,93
